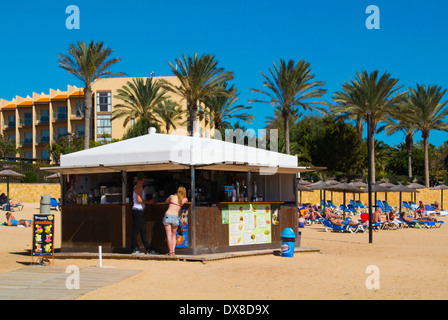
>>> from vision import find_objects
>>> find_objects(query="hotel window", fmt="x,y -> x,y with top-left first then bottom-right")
24,112 -> 32,126
8,115 -> 15,128
23,132 -> 33,145
75,124 -> 85,137
97,114 -> 112,140
58,127 -> 68,140
24,151 -> 33,159
55,106 -> 67,121
40,110 -> 49,123
97,92 -> 112,112
40,129 -> 49,143
8,134 -> 16,142
76,103 -> 85,117
41,149 -> 50,161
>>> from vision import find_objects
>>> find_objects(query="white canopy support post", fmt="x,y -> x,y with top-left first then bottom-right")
191,165 -> 196,253
121,170 -> 127,249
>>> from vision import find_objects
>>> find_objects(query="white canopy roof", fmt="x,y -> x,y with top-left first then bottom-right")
42,131 -> 324,175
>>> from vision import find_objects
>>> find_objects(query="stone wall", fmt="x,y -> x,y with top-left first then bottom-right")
0,183 -> 61,203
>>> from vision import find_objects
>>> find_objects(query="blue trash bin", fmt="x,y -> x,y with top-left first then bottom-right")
280,228 -> 296,258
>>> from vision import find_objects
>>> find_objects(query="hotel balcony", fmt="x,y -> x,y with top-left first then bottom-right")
19,138 -> 33,146
2,121 -> 16,129
71,110 -> 85,119
36,136 -> 50,144
53,112 -> 67,122
36,115 -> 50,125
19,118 -> 33,127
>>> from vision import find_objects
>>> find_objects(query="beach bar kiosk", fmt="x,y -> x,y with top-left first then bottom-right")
42,130 -> 321,255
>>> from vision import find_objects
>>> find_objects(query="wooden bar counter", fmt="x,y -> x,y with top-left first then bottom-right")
60,202 -> 298,255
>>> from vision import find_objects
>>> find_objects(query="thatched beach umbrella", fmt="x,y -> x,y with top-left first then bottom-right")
389,183 -> 419,213
407,182 -> 427,203
430,183 -> 448,210
297,183 -> 312,204
45,173 -> 61,180
349,180 -> 367,206
298,179 -> 311,186
323,182 -> 365,217
0,168 -> 25,210
378,182 -> 396,206
350,181 -> 368,188
309,180 -> 339,209
370,184 -> 391,210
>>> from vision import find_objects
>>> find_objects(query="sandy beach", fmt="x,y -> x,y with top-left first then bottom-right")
1,203 -> 447,300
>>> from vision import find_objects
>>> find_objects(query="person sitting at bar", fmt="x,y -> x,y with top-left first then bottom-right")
163,186 -> 189,256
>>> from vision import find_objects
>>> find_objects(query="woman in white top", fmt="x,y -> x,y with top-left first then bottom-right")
131,173 -> 155,254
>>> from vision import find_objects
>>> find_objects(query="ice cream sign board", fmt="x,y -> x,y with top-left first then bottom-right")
228,204 -> 272,246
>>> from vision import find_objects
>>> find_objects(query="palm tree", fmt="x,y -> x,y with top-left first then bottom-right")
111,77 -> 167,127
153,100 -> 184,134
398,84 -> 448,186
203,83 -> 254,131
331,70 -> 406,182
58,41 -> 125,149
160,53 -> 234,135
265,106 -> 301,154
377,114 -> 418,181
250,59 -> 326,154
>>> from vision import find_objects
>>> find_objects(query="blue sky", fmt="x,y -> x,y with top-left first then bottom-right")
1,0 -> 447,146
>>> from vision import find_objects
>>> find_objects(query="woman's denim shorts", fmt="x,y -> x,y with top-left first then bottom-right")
163,215 -> 180,227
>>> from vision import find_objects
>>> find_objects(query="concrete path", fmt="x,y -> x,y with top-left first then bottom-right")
0,266 -> 141,300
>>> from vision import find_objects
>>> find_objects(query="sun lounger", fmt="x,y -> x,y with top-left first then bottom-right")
322,219 -> 365,233
305,218 -> 324,226
424,220 -> 444,229
398,215 -> 436,229
355,200 -> 365,208
347,204 -> 357,214
424,204 -> 436,215
382,201 -> 395,211
403,201 -> 410,209
11,203 -> 24,211
359,213 -> 386,230
327,200 -> 337,208
376,200 -> 385,211
50,198 -> 60,211
3,203 -> 24,211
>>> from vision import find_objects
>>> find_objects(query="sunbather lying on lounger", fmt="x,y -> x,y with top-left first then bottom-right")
329,216 -> 362,226
400,212 -> 438,224
2,213 -> 31,227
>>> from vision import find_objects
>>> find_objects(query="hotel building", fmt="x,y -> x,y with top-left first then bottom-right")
0,76 -> 211,162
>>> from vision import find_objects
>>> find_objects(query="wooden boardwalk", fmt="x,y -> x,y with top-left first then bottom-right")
0,266 -> 141,300
54,247 -> 321,263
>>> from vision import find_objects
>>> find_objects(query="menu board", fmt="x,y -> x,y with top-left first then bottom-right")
32,215 -> 55,257
228,204 -> 272,246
